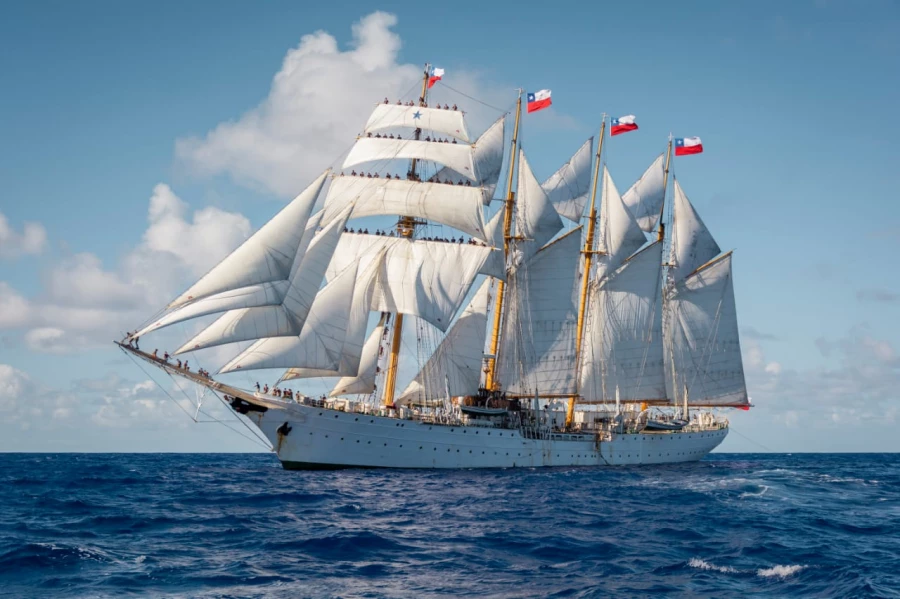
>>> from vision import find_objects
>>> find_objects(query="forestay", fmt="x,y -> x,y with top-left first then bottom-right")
343,138 -> 475,182
665,252 -> 748,406
497,228 -> 581,395
669,179 -> 721,283
579,242 -> 666,402
321,176 -> 488,242
364,104 -> 470,142
542,137 -> 594,222
168,170 -> 328,310
622,153 -> 666,232
396,278 -> 491,404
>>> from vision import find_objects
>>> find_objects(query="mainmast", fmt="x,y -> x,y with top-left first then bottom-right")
566,117 -> 607,428
483,91 -> 523,391
381,64 -> 433,407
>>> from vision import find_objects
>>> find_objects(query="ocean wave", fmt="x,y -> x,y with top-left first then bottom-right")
688,558 -> 738,574
757,564 -> 807,578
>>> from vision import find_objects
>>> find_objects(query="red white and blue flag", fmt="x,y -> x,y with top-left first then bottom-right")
526,89 -> 552,113
427,67 -> 445,89
675,137 -> 703,156
611,115 -> 638,136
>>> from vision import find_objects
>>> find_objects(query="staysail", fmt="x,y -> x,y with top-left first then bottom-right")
542,138 -> 594,222
669,179 -> 721,283
622,153 -> 667,232
433,116 -> 505,202
396,278 -> 492,404
596,167 -> 646,280
329,315 -> 387,397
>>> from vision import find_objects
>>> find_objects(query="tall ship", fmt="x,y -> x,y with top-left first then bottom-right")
118,65 -> 749,469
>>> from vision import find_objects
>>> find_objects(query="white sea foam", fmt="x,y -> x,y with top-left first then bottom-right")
757,564 -> 806,578
739,485 -> 770,499
688,558 -> 738,574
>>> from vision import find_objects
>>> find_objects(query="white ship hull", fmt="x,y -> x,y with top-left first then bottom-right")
244,401 -> 727,469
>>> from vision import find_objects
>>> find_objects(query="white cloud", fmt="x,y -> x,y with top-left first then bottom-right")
175,11 -> 516,197
0,184 -> 251,353
0,212 -> 46,259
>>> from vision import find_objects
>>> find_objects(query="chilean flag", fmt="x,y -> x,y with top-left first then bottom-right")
526,89 -> 552,113
675,137 -> 704,156
427,67 -> 445,89
611,115 -> 638,136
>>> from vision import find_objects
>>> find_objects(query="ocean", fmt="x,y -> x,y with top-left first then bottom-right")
1,453 -> 897,598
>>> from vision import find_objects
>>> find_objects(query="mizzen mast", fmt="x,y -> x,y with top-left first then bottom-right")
483,90 -> 523,391
656,138 -> 673,243
381,64 -> 433,407
566,117 -> 607,428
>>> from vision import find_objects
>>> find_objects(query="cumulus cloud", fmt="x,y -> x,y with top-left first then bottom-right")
0,212 -> 46,259
0,184 -> 251,353
175,11 -> 515,197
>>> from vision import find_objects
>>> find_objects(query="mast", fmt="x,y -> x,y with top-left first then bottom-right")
382,64 -> 432,407
656,138 -> 673,242
566,117 -> 606,428
484,90 -> 523,390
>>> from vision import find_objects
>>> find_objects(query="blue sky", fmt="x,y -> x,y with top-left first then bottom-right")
1,1 -> 898,452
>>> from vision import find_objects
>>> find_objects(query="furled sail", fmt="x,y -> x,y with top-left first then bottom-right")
167,170 -> 328,310
176,206 -> 352,354
670,179 -> 721,283
396,278 -> 491,404
542,137 -> 594,222
516,150 -> 565,262
324,234 -> 493,331
364,104 -> 470,142
622,153 -> 666,232
579,241 -> 666,402
433,116 -> 505,202
218,260 -> 362,374
320,176 -> 488,242
329,315 -> 387,397
665,252 -> 747,406
596,167 -> 646,280
497,228 -> 581,395
342,138 -> 475,182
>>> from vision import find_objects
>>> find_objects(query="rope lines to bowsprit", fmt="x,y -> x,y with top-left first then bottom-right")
120,348 -> 271,450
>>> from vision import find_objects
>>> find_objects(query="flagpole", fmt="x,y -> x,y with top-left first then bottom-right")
484,89 -> 523,391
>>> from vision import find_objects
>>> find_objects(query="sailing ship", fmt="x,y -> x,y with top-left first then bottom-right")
117,64 -> 749,469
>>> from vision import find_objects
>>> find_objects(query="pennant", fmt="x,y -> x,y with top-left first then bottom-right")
526,89 -> 552,113
611,115 -> 638,136
675,137 -> 703,156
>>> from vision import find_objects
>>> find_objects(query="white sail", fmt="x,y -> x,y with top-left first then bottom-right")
176,205 -> 352,354
288,212 -> 324,280
397,278 -> 491,404
218,261 -> 361,374
665,252 -> 747,406
497,228 -> 581,395
516,150 -> 564,262
343,138 -> 475,181
670,179 -> 721,283
168,170 -> 328,309
364,104 -> 470,142
622,153 -> 666,232
479,209 -> 506,280
433,116 -> 505,203
280,254 -> 384,381
597,167 -> 646,280
579,242 -> 666,402
324,234 -> 492,331
329,316 -> 387,397
321,176 -> 488,242
542,137 -> 594,222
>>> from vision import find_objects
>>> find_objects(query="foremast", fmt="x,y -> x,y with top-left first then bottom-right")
483,91 -> 523,391
382,64 -> 433,407
566,117 -> 607,427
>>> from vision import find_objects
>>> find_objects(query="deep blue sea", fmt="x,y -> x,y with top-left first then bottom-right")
1,453 -> 897,598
